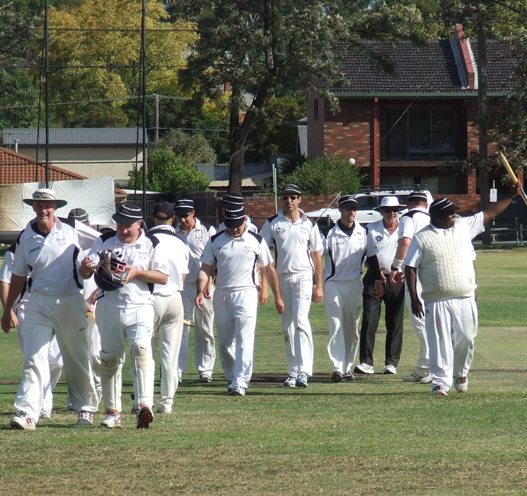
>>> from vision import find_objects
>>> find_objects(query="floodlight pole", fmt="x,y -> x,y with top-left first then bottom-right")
141,0 -> 147,213
44,0 -> 50,187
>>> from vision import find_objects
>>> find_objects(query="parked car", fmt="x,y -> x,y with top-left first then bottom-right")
306,187 -> 433,236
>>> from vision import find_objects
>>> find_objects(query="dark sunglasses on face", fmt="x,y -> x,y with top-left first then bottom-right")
382,208 -> 399,213
177,212 -> 191,219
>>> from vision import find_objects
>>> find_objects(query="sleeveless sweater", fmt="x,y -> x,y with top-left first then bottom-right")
413,221 -> 475,302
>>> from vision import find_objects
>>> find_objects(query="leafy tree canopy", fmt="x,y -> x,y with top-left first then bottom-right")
129,148 -> 210,198
46,0 -> 197,126
279,155 -> 363,196
153,129 -> 217,164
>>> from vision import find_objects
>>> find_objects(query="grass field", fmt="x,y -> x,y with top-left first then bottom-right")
0,249 -> 526,495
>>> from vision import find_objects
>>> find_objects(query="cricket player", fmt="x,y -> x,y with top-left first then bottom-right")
405,188 -> 518,396
260,184 -> 323,388
196,206 -> 284,396
149,201 -> 189,414
79,202 -> 169,429
323,195 -> 367,382
389,190 -> 432,384
174,198 -> 217,383
2,188 -> 100,429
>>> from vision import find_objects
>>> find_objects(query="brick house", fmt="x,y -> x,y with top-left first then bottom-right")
307,25 -> 517,210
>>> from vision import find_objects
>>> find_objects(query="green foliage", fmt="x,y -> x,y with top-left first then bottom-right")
129,148 -> 209,197
154,129 -> 217,164
245,95 -> 306,162
279,154 -> 363,195
0,69 -> 39,128
46,0 -> 197,127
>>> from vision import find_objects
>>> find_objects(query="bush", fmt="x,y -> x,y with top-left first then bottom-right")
279,155 -> 363,195
154,129 -> 217,164
129,148 -> 209,197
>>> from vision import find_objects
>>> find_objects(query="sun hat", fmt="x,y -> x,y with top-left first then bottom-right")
374,196 -> 405,211
23,188 -> 67,208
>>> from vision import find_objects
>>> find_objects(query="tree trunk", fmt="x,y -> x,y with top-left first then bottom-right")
228,83 -> 244,195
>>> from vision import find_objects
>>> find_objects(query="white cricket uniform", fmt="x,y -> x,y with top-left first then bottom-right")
201,228 -> 272,390
323,221 -> 367,374
405,212 -> 484,391
87,230 -> 170,412
0,247 -> 63,418
149,225 -> 189,409
11,217 -> 100,422
175,219 -> 216,378
260,210 -> 323,378
398,207 -> 430,374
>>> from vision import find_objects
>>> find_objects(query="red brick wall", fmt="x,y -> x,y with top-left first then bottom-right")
323,99 -> 373,170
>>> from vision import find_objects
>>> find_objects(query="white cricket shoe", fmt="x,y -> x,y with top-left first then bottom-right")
229,386 -> 246,396
157,403 -> 173,414
101,412 -> 122,429
454,377 -> 468,393
354,363 -> 374,375
282,376 -> 297,388
432,385 -> 448,397
383,365 -> 397,375
10,413 -> 36,430
199,373 -> 212,383
403,371 -> 432,384
296,372 -> 309,388
75,410 -> 94,427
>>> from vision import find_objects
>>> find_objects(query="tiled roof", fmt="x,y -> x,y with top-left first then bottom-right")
335,39 -> 516,96
0,147 -> 87,184
2,127 -> 147,146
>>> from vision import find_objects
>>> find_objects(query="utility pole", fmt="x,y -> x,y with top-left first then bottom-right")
477,12 -> 491,244
154,93 -> 160,142
44,0 -> 50,187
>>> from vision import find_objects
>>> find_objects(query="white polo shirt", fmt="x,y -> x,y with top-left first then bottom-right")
175,218 -> 216,284
13,217 -> 100,296
323,221 -> 367,282
365,219 -> 399,274
88,230 -> 170,308
398,207 -> 430,240
201,229 -> 272,290
149,225 -> 189,296
260,210 -> 323,276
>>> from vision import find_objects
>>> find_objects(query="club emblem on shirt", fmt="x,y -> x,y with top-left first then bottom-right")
376,235 -> 382,242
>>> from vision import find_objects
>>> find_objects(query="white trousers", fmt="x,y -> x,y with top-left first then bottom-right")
96,304 -> 155,412
425,297 -> 478,391
16,302 -> 63,417
324,278 -> 363,374
154,292 -> 184,407
405,281 -> 430,373
213,287 -> 258,389
279,272 -> 314,377
179,282 -> 216,376
15,293 -> 97,422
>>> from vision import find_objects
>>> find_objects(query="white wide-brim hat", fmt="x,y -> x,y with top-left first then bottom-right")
374,196 -> 405,210
23,188 -> 67,208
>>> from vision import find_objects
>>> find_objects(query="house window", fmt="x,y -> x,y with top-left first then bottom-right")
382,106 -> 457,160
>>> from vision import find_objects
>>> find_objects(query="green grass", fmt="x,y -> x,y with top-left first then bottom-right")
0,249 -> 526,495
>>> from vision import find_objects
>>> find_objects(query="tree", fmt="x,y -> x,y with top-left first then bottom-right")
178,1 -> 448,194
129,148 -> 210,198
46,0 -> 197,126
279,155 -> 363,195
153,129 -> 217,164
179,1 -> 351,194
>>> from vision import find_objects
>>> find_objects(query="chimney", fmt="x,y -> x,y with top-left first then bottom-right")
451,23 -> 477,90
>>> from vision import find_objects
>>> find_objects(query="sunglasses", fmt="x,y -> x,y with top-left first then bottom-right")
177,212 -> 191,219
382,208 -> 399,213
281,195 -> 299,201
